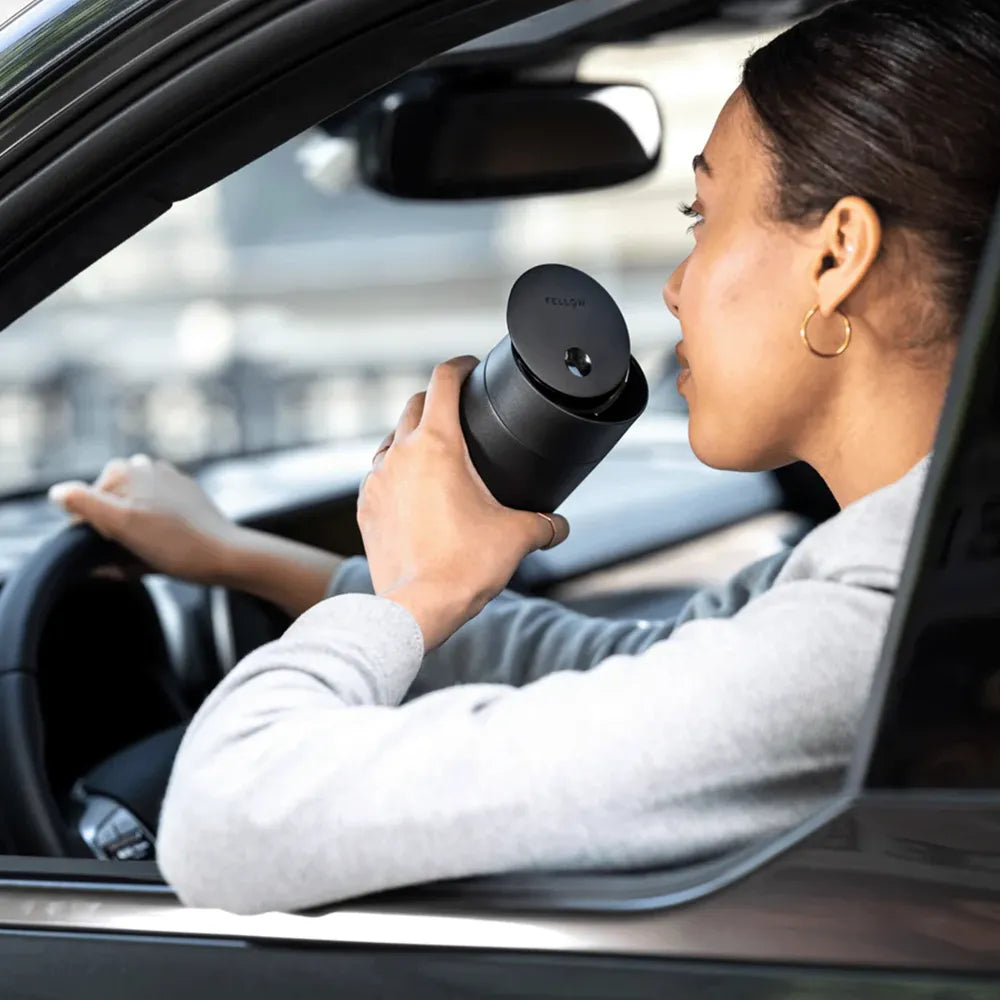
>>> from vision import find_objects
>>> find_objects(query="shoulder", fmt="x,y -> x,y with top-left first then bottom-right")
776,456 -> 931,592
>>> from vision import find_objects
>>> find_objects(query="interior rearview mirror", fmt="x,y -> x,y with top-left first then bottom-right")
351,79 -> 662,200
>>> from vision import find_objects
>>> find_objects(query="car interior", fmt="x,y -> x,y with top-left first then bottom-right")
3,0 -> 990,919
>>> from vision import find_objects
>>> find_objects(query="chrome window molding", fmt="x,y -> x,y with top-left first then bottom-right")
0,0 -> 165,114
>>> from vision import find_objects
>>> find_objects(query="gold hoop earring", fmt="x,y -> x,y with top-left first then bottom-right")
800,305 -> 852,358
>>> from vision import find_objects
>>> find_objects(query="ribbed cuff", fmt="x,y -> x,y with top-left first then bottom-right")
289,592 -> 424,704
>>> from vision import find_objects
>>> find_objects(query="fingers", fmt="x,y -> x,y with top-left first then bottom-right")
126,453 -> 154,487
48,482 -> 129,538
49,452 -> 156,534
84,452 -> 154,498
371,431 -> 394,469
522,511 -> 571,553
48,479 -> 88,512
421,357 -> 478,433
94,457 -> 130,494
396,391 -> 426,439
372,390 -> 430,472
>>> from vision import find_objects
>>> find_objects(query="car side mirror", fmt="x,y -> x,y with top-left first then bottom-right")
351,78 -> 662,200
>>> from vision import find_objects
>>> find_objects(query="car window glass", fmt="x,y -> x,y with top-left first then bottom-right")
0,24 -> 779,495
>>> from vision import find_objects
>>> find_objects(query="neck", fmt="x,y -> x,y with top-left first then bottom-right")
799,360 -> 949,509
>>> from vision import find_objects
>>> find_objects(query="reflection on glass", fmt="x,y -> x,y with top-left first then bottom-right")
0,24 -> 777,495
0,0 -> 161,108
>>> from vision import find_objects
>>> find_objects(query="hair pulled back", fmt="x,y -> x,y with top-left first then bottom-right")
742,0 -> 1000,340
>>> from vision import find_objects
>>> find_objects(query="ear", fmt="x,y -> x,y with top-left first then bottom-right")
812,196 -> 882,317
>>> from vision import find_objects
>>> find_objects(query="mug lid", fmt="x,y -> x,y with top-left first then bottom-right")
506,263 -> 631,402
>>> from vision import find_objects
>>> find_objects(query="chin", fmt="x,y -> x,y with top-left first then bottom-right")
687,418 -> 780,474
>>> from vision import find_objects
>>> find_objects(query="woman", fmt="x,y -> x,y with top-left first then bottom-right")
49,0 -> 1000,914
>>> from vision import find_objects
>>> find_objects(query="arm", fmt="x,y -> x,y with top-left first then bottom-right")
328,549 -> 792,696
49,457 -> 343,618
156,577 -> 888,915
218,526 -> 343,617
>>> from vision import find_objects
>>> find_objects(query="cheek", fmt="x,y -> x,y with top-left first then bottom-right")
682,230 -> 801,392
677,228 -> 811,469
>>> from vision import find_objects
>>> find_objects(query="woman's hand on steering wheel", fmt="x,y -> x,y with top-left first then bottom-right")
47,455 -> 241,586
48,456 -> 344,617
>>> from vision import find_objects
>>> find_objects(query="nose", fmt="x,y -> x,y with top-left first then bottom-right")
662,257 -> 686,318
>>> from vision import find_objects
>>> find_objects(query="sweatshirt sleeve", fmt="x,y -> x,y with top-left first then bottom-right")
156,576 -> 886,915
325,551 -> 791,698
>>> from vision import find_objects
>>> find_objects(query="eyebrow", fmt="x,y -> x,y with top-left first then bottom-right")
692,153 -> 712,177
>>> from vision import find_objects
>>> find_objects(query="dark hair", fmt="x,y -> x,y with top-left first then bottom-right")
742,0 -> 1000,342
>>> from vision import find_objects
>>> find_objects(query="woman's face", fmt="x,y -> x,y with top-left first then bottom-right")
663,89 -> 847,472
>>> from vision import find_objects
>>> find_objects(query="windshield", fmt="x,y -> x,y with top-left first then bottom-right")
0,24 -> 778,495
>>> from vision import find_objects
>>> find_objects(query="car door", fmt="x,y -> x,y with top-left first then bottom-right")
0,0 -> 998,995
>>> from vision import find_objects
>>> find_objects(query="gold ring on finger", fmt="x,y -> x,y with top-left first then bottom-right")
537,512 -> 558,550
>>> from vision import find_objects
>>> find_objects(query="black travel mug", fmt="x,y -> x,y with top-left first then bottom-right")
459,263 -> 648,513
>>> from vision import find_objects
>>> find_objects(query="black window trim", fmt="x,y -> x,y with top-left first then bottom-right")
853,166 -> 1000,792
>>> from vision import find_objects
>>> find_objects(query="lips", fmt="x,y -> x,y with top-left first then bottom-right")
675,341 -> 691,391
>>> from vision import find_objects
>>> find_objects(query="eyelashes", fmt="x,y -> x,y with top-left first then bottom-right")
678,201 -> 704,234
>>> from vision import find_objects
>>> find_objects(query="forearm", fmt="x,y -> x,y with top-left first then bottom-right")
218,526 -> 345,617
157,580 -> 874,914
330,556 -> 678,694
428,547 -> 796,692
414,589 -> 676,694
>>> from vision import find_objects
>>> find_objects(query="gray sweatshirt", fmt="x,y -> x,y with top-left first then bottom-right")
157,457 -> 929,914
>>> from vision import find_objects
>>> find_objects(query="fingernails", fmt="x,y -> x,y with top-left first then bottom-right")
48,481 -> 84,508
48,483 -> 73,506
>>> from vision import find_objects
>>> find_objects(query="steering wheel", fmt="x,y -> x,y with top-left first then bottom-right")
0,524 -> 185,858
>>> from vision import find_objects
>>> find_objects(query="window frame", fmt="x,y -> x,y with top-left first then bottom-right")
852,179 -> 1000,793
